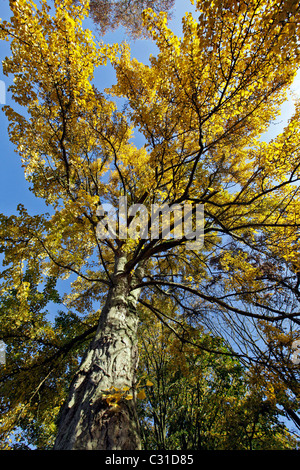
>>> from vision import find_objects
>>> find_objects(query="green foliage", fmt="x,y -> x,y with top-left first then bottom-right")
138,317 -> 299,450
0,271 -> 97,449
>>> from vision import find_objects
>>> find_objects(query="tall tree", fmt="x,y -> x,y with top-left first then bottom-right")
0,0 -> 300,449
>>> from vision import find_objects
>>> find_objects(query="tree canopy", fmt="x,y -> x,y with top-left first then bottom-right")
77,0 -> 175,38
0,0 -> 300,449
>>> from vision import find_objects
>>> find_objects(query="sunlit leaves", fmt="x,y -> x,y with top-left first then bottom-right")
102,379 -> 154,409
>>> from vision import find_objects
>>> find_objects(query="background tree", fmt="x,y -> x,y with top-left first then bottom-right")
0,0 -> 300,449
75,0 -> 175,38
0,264 -> 98,450
137,313 -> 299,450
196,239 -> 300,430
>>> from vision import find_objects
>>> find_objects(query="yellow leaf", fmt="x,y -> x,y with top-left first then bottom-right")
111,402 -> 120,409
137,389 -> 146,400
146,380 -> 154,387
125,394 -> 133,400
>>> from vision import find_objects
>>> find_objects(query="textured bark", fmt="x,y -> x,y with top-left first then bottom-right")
53,257 -> 142,450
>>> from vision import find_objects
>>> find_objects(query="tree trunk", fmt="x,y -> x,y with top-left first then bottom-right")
53,256 -> 142,450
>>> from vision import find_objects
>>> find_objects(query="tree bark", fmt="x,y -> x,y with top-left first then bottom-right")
53,256 -> 142,450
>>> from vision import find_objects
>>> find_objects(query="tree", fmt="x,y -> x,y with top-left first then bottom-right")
138,314 -> 298,450
196,241 -> 300,430
76,0 -> 175,38
0,0 -> 300,450
0,269 -> 69,450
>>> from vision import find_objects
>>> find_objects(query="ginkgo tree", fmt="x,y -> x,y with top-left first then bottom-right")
0,0 -> 300,450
